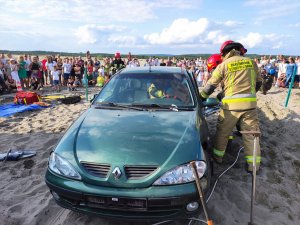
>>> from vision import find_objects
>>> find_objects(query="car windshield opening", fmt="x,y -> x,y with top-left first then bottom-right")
94,72 -> 195,108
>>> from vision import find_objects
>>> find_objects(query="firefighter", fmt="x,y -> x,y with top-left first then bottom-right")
207,54 -> 222,73
200,40 -> 262,172
111,52 -> 125,75
148,78 -> 166,99
206,54 -> 224,100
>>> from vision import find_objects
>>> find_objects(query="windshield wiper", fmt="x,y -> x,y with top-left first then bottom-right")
94,102 -> 144,111
131,103 -> 193,111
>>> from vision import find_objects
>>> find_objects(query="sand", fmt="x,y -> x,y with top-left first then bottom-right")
0,86 -> 299,225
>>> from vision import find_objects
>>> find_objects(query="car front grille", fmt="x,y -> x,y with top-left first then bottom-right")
124,165 -> 158,179
86,196 -> 148,211
80,161 -> 111,178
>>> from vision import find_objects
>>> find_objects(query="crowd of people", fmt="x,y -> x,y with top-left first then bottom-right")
0,51 -> 299,95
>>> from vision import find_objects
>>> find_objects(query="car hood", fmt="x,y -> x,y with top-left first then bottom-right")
75,108 -> 200,165
55,108 -> 203,187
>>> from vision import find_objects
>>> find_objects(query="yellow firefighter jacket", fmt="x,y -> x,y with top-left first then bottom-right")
200,50 -> 262,110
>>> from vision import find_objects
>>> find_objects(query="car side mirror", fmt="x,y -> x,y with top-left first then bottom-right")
90,94 -> 98,102
202,98 -> 219,107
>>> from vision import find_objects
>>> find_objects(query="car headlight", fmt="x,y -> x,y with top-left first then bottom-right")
48,152 -> 81,180
153,161 -> 206,185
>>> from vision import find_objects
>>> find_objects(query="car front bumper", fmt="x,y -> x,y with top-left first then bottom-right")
45,169 -> 209,220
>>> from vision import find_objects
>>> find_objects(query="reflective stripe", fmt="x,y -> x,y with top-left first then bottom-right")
228,135 -> 234,140
213,148 -> 225,157
222,97 -> 256,104
251,69 -> 256,94
223,93 -> 256,99
200,91 -> 209,99
245,156 -> 261,163
24,98 -> 27,105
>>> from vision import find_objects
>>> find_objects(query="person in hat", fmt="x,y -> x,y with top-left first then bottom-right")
200,40 -> 262,173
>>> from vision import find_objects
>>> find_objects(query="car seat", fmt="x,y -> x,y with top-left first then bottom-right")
131,79 -> 148,103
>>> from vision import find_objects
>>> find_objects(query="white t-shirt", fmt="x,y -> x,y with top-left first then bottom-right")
197,71 -> 204,82
10,64 -> 20,82
52,71 -> 59,81
25,59 -> 31,71
46,61 -> 57,72
278,62 -> 287,75
63,63 -> 72,74
98,68 -> 105,76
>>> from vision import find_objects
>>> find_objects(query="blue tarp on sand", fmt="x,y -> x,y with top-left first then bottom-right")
0,103 -> 47,117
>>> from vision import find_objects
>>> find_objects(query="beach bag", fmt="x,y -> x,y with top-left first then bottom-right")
60,96 -> 81,105
14,91 -> 41,105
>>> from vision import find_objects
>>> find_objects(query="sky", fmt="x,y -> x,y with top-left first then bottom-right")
0,0 -> 300,55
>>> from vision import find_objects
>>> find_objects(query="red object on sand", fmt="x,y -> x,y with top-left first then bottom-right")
14,91 -> 41,105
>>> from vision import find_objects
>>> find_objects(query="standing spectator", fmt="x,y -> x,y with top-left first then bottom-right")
86,51 -> 91,61
202,69 -> 210,87
7,53 -> 15,61
126,52 -> 132,66
18,56 -> 28,89
52,66 -> 60,91
276,56 -> 287,87
296,56 -> 300,87
10,58 -> 21,90
0,61 -> 5,79
74,63 -> 82,82
46,56 -> 57,85
93,57 -> 100,81
62,58 -> 72,86
0,53 -> 6,65
86,61 -> 95,85
41,56 -> 48,86
24,54 -> 31,81
166,57 -> 173,66
127,58 -> 140,67
10,59 -> 19,82
0,61 -> 8,93
29,56 -> 41,84
160,59 -> 166,66
285,57 -> 296,88
5,59 -> 11,78
188,65 -> 196,78
56,58 -> 63,85
196,66 -> 205,87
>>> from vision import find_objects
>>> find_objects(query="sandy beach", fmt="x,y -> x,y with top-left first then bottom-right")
0,86 -> 299,225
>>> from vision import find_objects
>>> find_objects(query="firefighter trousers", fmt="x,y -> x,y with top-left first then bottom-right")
212,108 -> 261,171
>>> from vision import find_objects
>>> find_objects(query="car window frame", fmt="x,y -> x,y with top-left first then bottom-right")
94,70 -> 197,108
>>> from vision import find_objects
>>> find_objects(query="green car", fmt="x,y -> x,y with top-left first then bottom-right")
45,66 -> 219,220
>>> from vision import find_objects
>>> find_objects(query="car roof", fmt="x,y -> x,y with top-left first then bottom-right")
120,66 -> 186,74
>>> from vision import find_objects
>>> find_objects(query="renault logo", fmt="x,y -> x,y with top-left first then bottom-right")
112,167 -> 122,179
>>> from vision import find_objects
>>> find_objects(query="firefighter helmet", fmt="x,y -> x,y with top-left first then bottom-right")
115,52 -> 121,58
220,40 -> 247,56
207,54 -> 222,72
